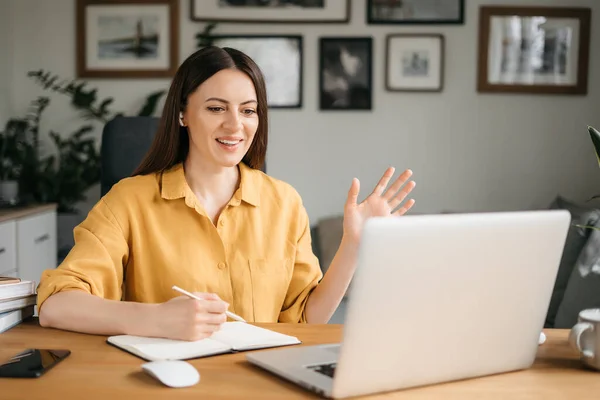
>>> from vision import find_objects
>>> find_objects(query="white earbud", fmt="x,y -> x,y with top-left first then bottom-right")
179,112 -> 184,127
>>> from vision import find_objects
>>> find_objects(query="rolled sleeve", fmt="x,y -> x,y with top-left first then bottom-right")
278,205 -> 322,323
36,199 -> 129,312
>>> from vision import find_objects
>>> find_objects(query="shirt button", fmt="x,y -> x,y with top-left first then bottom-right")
219,219 -> 225,226
218,262 -> 226,270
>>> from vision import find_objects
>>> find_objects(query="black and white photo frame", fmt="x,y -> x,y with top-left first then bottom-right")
191,0 -> 350,24
367,0 -> 464,25
477,6 -> 591,95
209,35 -> 303,108
76,0 -> 179,78
385,34 -> 444,92
319,37 -> 373,111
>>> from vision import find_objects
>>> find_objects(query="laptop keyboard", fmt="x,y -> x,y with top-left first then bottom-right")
308,363 -> 337,378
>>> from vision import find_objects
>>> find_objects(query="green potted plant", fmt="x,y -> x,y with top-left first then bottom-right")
34,120 -> 101,213
36,117 -> 101,260
0,119 -> 26,206
0,96 -> 50,207
10,70 -> 167,259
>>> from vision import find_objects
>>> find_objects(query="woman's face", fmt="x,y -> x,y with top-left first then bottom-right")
182,68 -> 259,169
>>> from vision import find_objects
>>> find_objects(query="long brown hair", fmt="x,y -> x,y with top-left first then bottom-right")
132,46 -> 268,176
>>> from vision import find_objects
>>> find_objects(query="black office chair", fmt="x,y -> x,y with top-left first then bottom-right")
100,116 -> 159,196
100,116 -> 266,197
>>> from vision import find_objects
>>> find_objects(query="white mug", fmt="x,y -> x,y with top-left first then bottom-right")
569,308 -> 600,370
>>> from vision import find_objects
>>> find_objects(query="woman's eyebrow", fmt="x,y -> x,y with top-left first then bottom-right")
205,97 -> 257,105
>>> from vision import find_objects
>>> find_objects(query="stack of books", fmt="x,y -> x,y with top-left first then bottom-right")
0,276 -> 36,334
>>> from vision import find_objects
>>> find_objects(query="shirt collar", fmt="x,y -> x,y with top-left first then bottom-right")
237,162 -> 260,207
160,162 -> 260,207
160,163 -> 187,200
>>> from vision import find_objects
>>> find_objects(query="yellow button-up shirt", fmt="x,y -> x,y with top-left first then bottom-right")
37,162 -> 323,323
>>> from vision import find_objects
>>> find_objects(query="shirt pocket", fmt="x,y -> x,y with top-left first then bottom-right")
248,258 -> 293,322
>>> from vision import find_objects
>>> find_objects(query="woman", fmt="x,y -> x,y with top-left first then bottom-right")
37,46 -> 415,341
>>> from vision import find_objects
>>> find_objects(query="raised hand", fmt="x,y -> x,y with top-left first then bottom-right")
343,167 -> 416,244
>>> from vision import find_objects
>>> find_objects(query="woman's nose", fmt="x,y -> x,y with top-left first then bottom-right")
222,110 -> 242,132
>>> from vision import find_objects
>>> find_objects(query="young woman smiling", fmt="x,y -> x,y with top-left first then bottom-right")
37,46 -> 416,341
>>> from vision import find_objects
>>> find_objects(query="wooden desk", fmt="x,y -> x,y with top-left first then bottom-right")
1,320 -> 598,399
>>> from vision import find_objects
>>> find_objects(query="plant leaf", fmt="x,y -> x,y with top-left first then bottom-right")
588,125 -> 600,167
196,22 -> 219,48
98,98 -> 114,116
137,90 -> 166,116
72,84 -> 97,109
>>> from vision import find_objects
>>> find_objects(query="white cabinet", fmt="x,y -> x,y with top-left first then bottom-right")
0,220 -> 17,276
0,204 -> 57,284
17,210 -> 57,284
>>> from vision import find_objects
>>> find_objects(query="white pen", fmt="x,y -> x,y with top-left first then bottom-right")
171,285 -> 246,323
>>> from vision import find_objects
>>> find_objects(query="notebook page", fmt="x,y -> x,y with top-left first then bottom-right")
210,322 -> 301,351
108,335 -> 232,361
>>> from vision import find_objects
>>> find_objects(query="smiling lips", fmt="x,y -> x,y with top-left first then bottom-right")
216,137 -> 243,151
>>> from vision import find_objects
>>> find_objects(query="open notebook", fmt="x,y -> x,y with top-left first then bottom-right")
107,322 -> 301,361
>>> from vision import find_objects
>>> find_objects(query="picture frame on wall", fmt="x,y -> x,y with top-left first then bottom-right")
477,6 -> 591,95
76,0 -> 178,78
191,0 -> 350,24
367,0 -> 464,25
208,35 -> 303,108
319,37 -> 373,111
385,34 -> 444,92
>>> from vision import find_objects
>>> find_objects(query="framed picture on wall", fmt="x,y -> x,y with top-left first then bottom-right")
191,0 -> 350,23
209,35 -> 303,108
477,6 -> 591,95
76,0 -> 179,78
367,0 -> 464,25
319,37 -> 373,111
385,34 -> 444,92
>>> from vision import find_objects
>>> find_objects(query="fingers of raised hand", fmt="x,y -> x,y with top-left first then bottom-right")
387,179 -> 416,210
382,169 -> 413,200
346,177 -> 361,208
393,198 -> 416,216
371,167 -> 395,196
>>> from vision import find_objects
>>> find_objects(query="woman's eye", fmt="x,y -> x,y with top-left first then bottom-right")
243,109 -> 256,115
207,106 -> 224,112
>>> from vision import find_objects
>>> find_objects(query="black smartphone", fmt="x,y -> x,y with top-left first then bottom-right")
0,349 -> 71,378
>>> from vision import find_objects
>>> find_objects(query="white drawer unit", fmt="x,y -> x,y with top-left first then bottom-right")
0,204 -> 57,285
0,219 -> 17,275
17,210 -> 57,284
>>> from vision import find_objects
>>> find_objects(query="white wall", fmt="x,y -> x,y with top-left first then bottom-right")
0,0 -> 14,125
3,0 -> 600,223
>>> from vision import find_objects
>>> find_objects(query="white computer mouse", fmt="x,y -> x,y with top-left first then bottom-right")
539,332 -> 546,345
141,360 -> 200,388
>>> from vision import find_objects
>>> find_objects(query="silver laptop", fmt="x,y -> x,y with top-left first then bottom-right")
246,210 -> 571,398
